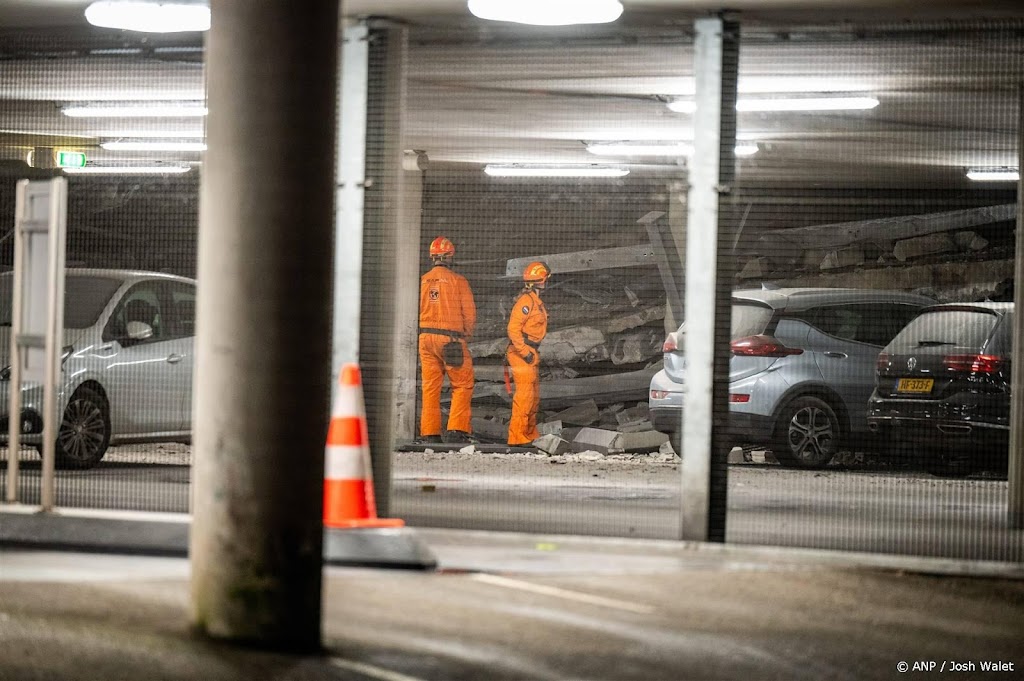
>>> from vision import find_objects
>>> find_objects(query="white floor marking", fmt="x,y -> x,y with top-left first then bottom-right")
330,657 -> 428,681
471,573 -> 656,614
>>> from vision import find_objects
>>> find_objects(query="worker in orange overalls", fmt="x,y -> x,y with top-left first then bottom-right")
506,261 -> 551,446
418,236 -> 477,444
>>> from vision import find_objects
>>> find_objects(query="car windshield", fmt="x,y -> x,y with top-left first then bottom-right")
731,302 -> 774,340
0,274 -> 123,329
887,309 -> 999,352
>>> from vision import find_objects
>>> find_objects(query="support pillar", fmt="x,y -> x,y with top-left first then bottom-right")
666,179 -> 688,334
189,0 -> 339,650
1008,83 -> 1024,529
360,26 -> 416,515
679,15 -> 739,543
333,19 -> 370,378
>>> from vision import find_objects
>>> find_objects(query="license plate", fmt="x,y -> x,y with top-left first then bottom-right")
897,378 -> 934,393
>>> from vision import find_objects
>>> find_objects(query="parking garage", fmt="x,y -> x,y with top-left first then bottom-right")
1,1 -> 1023,663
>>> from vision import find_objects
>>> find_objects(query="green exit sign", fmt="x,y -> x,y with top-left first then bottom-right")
55,150 -> 86,168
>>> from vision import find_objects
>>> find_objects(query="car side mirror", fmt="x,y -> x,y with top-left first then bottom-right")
126,321 -> 154,341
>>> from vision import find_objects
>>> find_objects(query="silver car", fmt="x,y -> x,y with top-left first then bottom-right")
0,269 -> 196,469
649,287 -> 933,468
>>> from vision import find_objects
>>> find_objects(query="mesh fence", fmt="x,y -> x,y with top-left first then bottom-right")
0,16 -> 1021,561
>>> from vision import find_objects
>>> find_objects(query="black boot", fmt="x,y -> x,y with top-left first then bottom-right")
443,430 -> 478,444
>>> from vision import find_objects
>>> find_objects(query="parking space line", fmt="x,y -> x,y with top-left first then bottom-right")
470,573 -> 656,614
330,657 -> 427,681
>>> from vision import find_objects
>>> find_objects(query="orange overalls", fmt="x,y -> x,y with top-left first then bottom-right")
418,264 -> 477,437
506,288 -> 548,445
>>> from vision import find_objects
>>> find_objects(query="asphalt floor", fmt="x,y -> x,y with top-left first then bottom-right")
2,520 -> 1023,681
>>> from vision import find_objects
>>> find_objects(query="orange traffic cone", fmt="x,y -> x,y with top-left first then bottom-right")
323,363 -> 405,529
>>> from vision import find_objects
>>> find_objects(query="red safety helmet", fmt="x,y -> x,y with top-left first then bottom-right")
429,236 -> 455,258
523,261 -> 551,286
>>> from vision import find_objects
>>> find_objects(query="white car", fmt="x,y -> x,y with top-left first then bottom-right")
0,269 -> 196,469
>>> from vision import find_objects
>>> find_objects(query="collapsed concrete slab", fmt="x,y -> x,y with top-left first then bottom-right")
537,365 -> 660,410
615,404 -> 649,426
538,420 -> 563,436
471,417 -> 508,442
550,400 -> 599,426
757,203 -> 1016,252
617,430 -> 669,452
893,233 -> 957,262
468,307 -> 664,360
820,246 -> 865,271
534,434 -> 572,456
571,427 -> 623,454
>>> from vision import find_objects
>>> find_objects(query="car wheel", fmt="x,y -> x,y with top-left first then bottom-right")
669,431 -> 682,459
55,387 -> 111,470
772,396 -> 839,469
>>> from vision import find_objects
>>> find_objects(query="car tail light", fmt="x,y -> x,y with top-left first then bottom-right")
730,394 -> 751,403
662,332 -> 678,353
650,390 -> 669,400
730,335 -> 803,357
876,352 -> 889,372
943,354 -> 1004,374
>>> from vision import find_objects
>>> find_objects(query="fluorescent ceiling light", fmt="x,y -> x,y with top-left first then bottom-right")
468,0 -> 623,26
85,1 -> 210,33
101,140 -> 206,151
62,103 -> 208,118
586,141 -> 759,157
63,164 -> 192,175
667,96 -> 880,114
485,164 -> 629,178
966,167 -> 1019,182
659,77 -> 874,97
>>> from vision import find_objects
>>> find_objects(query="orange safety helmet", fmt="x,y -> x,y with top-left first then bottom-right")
429,236 -> 456,259
522,261 -> 551,286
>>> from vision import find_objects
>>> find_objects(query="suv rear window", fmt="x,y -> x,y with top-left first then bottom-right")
887,308 -> 1000,352
732,302 -> 773,340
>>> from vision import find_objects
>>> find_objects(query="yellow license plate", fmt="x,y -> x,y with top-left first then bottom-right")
897,378 -> 934,393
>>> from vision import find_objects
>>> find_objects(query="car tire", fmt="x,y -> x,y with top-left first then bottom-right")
55,386 -> 111,470
669,431 -> 682,459
772,395 -> 839,469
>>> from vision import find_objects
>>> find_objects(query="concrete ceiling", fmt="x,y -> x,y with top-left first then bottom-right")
0,1 -> 1022,188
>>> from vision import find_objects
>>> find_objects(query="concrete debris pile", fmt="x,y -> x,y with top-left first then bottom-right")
470,398 -> 670,454
461,269 -> 669,422
741,204 -> 1019,302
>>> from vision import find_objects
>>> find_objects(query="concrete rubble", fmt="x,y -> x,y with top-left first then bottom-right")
436,204 -> 1018,455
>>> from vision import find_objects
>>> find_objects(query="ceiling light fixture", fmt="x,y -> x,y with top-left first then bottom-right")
85,1 -> 210,33
63,103 -> 208,118
667,96 -> 880,114
586,141 -> 759,157
484,164 -> 629,178
468,0 -> 623,26
63,164 -> 193,175
101,140 -> 207,151
965,167 -> 1019,182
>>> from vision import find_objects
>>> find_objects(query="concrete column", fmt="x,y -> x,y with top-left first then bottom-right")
679,15 -> 739,542
359,26 -> 415,515
333,19 -> 370,379
394,151 -> 427,442
1008,83 -> 1024,529
189,0 -> 339,651
666,179 -> 688,334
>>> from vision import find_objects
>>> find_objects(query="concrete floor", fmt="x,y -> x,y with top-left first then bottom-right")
2,530 -> 1023,681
